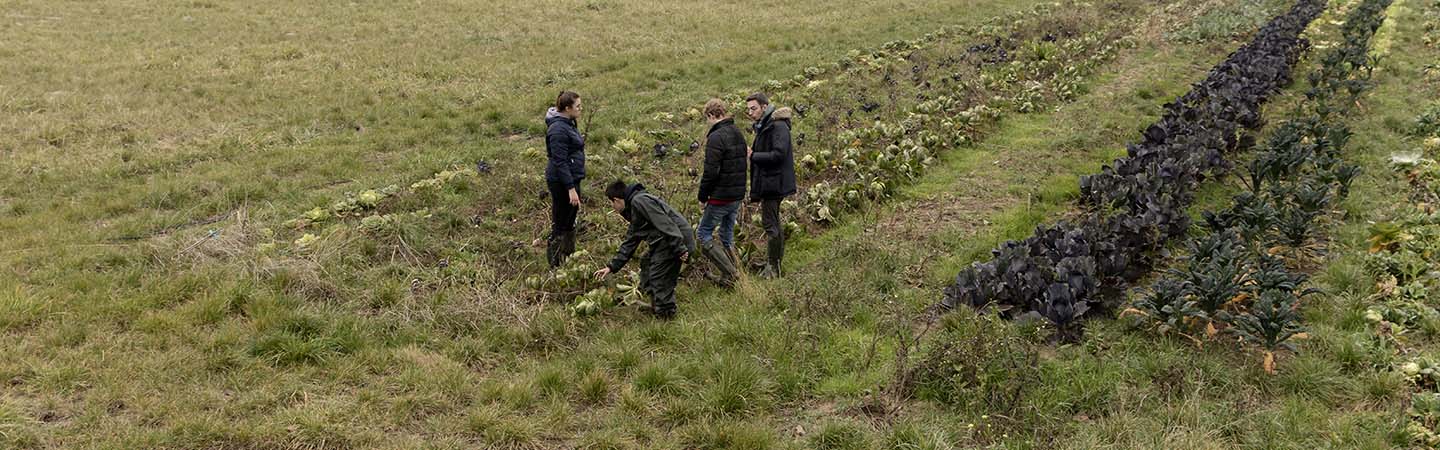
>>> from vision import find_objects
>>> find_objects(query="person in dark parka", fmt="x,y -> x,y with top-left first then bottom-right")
744,93 -> 796,278
545,91 -> 586,267
695,98 -> 747,284
593,181 -> 696,319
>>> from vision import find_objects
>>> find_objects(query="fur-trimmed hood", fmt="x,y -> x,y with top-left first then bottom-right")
770,106 -> 793,121
753,106 -> 793,133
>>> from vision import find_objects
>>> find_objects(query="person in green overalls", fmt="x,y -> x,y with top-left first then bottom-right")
592,180 -> 696,319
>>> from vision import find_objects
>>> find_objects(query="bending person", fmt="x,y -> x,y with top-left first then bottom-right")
593,180 -> 695,320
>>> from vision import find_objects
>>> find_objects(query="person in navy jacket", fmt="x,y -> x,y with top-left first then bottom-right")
544,91 -> 586,267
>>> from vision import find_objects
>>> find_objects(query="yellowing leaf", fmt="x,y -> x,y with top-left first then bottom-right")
1117,308 -> 1149,319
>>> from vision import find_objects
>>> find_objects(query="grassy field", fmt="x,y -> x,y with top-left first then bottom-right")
5,0 -> 1439,448
0,0 -> 1050,238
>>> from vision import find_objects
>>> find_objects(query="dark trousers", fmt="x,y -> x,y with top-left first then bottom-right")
642,247 -> 682,317
547,181 -> 581,237
761,198 -> 784,272
547,181 -> 581,267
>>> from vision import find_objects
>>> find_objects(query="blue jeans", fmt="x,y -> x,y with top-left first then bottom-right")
696,201 -> 740,248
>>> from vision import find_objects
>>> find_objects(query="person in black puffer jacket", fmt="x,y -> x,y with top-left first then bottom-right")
544,91 -> 586,267
695,98 -> 747,284
745,93 -> 796,278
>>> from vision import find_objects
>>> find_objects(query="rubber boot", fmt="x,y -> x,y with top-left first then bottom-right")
546,230 -> 577,268
724,245 -> 741,274
764,236 -> 784,278
722,244 -> 737,262
702,240 -> 738,286
560,230 -> 576,261
546,234 -> 564,268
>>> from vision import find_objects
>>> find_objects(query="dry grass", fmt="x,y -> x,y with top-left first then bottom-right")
4,0 -> 1426,447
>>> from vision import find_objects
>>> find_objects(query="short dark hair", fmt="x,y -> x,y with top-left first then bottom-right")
745,92 -> 769,106
605,180 -> 628,200
556,91 -> 581,111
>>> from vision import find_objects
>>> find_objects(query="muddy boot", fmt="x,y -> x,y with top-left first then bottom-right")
765,236 -> 784,278
703,241 -> 738,285
758,265 -> 776,279
574,219 -> 591,238
561,230 -> 577,259
546,231 -> 577,268
545,234 -> 564,268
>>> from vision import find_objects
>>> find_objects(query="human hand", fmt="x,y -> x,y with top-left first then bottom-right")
569,188 -> 581,206
593,267 -> 611,280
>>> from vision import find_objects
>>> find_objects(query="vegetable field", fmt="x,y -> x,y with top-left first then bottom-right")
3,0 -> 1440,448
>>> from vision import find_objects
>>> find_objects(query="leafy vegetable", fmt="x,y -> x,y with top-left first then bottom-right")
1218,289 -> 1307,373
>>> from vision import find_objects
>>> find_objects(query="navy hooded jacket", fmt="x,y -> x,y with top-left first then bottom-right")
545,107 -> 586,188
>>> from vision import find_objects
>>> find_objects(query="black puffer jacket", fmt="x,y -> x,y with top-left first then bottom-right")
749,107 -> 797,201
699,118 -> 748,203
544,107 -> 586,188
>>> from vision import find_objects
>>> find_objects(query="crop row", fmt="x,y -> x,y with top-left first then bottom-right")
1125,0 -> 1392,374
940,0 -> 1330,342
